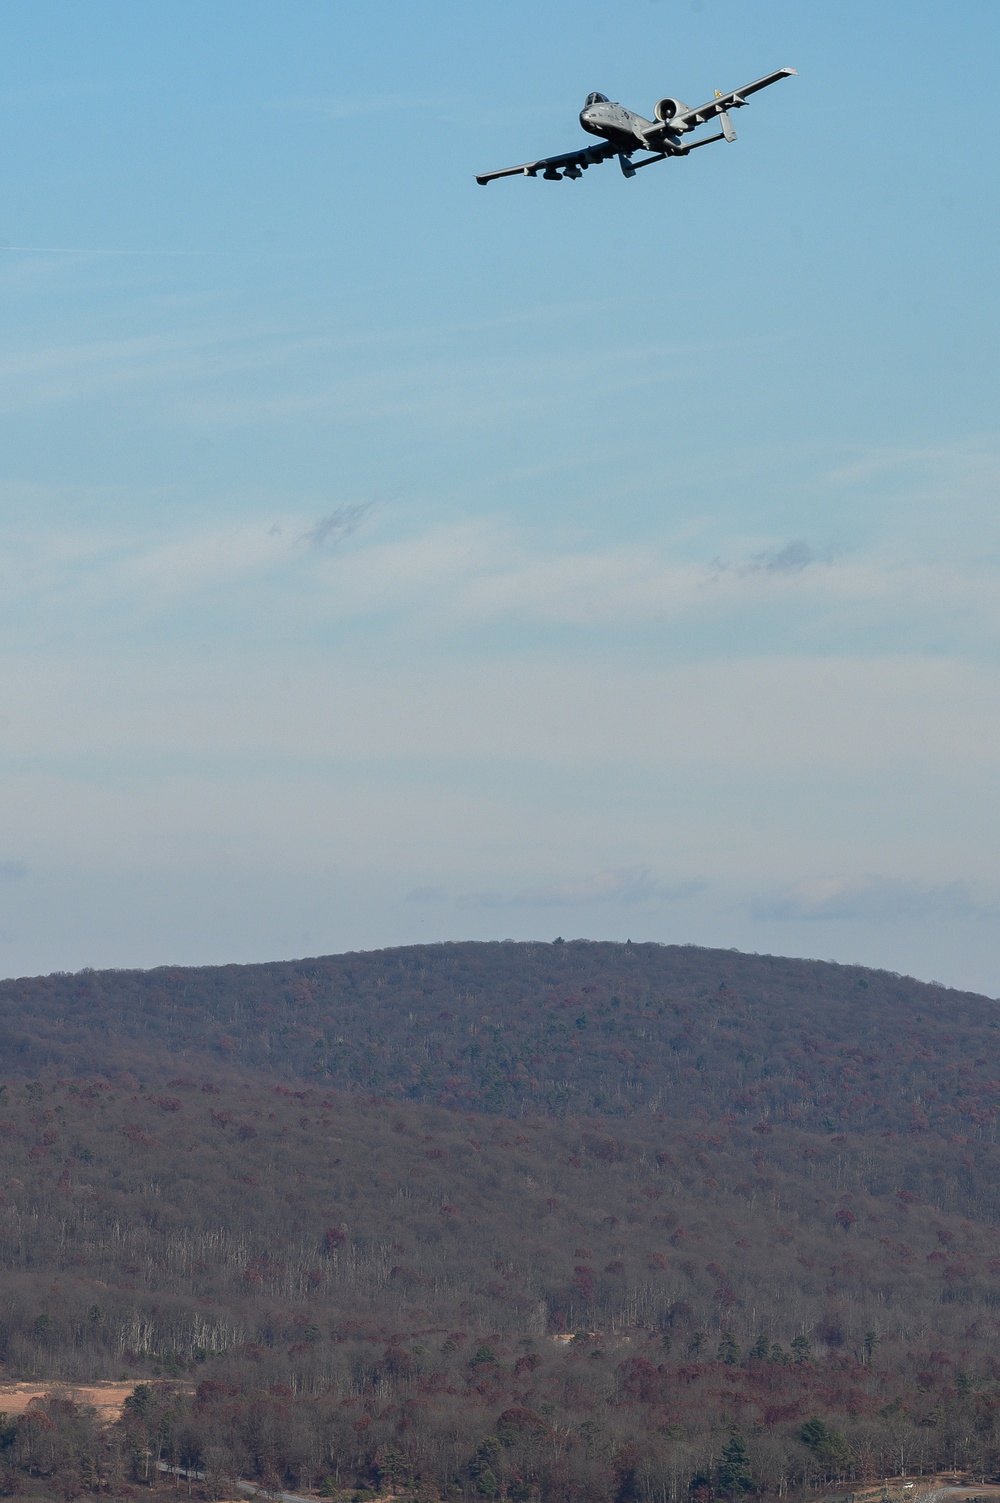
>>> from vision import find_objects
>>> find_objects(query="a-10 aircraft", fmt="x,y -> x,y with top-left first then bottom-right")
476,66 -> 795,185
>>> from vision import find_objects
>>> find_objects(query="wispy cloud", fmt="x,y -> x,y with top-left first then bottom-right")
0,80 -> 131,107
277,93 -> 458,122
297,502 -> 378,550
405,886 -> 447,903
750,876 -> 988,924
0,322 -> 327,415
0,862 -> 27,881
120,521 -> 295,598
276,92 -> 564,129
817,440 -> 1000,493
0,245 -> 200,258
708,539 -> 836,580
6,509 -> 1000,652
745,540 -> 835,574
461,869 -> 705,910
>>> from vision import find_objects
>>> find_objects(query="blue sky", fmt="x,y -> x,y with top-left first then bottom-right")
0,0 -> 998,991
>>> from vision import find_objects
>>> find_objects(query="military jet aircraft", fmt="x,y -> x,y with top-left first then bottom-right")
475,66 -> 795,185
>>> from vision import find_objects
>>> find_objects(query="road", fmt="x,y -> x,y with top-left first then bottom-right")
158,1461 -> 318,1503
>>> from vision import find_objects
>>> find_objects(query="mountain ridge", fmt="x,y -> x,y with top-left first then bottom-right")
1,941 -> 997,1139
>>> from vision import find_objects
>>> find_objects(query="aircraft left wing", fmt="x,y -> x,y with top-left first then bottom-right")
675,67 -> 796,132
642,66 -> 795,150
476,140 -> 617,185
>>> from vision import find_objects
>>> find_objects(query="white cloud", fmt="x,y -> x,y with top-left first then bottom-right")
85,510 -> 962,638
750,875 -> 988,924
120,521 -> 295,598
462,869 -> 706,909
283,514 -> 1000,636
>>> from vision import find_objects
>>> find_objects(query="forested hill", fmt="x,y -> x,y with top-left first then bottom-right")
3,943 -> 1000,1501
1,941 -> 999,1138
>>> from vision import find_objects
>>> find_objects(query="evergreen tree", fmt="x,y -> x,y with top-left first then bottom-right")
717,1332 -> 741,1365
717,1433 -> 754,1496
799,1418 -> 852,1471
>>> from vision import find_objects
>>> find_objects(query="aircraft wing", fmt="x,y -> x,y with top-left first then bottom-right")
476,140 -> 618,185
675,67 -> 796,132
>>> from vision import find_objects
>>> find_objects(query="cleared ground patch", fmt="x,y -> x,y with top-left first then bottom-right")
0,1380 -> 186,1419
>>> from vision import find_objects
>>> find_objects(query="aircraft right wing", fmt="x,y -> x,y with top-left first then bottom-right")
476,140 -> 618,185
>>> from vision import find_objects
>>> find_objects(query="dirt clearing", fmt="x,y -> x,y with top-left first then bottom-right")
0,1380 -> 176,1418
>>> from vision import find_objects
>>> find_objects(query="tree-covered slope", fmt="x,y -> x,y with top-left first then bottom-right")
2,1073 -> 1000,1500
5,1071 -> 1000,1382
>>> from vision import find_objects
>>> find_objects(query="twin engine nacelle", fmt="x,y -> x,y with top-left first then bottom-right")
653,97 -> 691,123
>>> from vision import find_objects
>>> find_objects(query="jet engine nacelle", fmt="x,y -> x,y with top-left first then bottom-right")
653,97 -> 691,122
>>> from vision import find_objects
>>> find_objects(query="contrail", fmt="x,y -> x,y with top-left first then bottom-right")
0,245 -> 203,257
0,245 -> 321,259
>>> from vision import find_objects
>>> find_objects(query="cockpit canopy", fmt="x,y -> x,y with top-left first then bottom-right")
584,92 -> 609,107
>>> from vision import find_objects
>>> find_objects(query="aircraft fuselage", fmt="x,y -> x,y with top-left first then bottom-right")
579,97 -> 680,154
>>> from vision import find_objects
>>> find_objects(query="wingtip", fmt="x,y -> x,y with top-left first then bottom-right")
786,67 -> 798,75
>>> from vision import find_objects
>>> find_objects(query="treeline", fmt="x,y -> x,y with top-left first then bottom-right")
0,942 -> 998,1138
8,1343 -> 1000,1503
